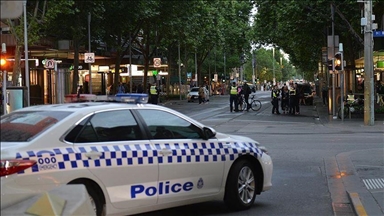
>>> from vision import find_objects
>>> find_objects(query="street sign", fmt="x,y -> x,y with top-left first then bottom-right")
1,1 -> 23,19
84,53 -> 95,63
373,30 -> 384,38
153,58 -> 161,67
44,59 -> 55,69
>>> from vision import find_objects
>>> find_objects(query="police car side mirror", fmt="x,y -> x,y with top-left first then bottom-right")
203,127 -> 216,140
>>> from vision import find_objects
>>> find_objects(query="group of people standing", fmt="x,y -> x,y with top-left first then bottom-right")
271,82 -> 301,115
229,80 -> 253,112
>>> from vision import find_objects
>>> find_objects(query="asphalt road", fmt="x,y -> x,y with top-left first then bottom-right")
136,91 -> 383,216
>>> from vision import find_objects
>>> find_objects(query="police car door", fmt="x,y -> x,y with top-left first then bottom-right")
68,109 -> 158,209
136,109 -> 224,204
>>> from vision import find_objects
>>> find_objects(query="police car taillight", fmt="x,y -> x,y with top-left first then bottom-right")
0,160 -> 36,177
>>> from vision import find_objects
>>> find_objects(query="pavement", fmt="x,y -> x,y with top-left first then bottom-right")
313,97 -> 384,216
162,93 -> 384,216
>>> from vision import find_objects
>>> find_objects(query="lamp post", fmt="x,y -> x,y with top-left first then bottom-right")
88,12 -> 92,94
363,0 -> 374,125
23,0 -> 30,106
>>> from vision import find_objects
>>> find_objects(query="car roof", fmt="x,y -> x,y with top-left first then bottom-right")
12,102 -> 154,115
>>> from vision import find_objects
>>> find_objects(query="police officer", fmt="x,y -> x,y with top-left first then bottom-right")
271,85 -> 280,114
289,83 -> 299,115
229,81 -> 239,112
149,83 -> 159,104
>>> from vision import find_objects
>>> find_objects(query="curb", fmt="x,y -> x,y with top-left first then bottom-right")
347,192 -> 368,216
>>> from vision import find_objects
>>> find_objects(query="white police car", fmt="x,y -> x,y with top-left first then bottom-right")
1,96 -> 272,216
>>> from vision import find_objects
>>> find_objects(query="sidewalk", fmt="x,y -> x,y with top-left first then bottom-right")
313,96 -> 384,216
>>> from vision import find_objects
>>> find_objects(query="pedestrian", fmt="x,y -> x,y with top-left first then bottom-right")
137,83 -> 144,93
322,82 -> 328,106
242,80 -> 251,111
198,84 -> 206,104
293,83 -> 300,115
149,83 -> 159,104
271,85 -> 280,114
229,81 -> 239,112
117,82 -> 125,94
281,86 -> 289,114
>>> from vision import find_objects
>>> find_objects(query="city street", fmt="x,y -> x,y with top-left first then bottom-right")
137,91 -> 384,216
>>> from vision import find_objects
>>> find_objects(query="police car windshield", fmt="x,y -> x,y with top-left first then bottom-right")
191,88 -> 199,92
0,111 -> 71,142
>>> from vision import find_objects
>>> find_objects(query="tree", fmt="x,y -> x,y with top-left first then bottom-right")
6,0 -> 72,86
45,0 -> 104,93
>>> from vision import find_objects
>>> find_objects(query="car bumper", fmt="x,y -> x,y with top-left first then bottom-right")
260,153 -> 273,192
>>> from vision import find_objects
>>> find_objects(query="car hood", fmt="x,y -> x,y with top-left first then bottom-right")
215,132 -> 267,152
215,132 -> 258,143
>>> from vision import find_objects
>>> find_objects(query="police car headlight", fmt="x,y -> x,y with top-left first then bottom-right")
254,142 -> 268,154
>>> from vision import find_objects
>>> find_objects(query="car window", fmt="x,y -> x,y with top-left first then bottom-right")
191,88 -> 199,92
1,111 -> 71,142
137,109 -> 203,139
65,109 -> 142,143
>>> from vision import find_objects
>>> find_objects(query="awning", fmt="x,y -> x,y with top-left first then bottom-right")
355,51 -> 384,68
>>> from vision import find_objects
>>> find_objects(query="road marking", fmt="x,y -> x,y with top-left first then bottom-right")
348,192 -> 368,216
363,178 -> 384,190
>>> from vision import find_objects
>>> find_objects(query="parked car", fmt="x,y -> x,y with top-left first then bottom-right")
187,87 -> 209,102
1,98 -> 273,216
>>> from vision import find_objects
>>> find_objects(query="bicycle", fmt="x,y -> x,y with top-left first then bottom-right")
249,94 -> 262,111
337,98 -> 364,119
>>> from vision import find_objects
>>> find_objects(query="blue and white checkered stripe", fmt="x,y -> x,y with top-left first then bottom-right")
15,142 -> 262,175
153,142 -> 262,164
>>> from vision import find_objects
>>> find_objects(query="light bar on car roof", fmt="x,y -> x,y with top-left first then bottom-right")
64,93 -> 149,104
109,93 -> 149,104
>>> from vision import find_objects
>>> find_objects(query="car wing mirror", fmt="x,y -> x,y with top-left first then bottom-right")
203,126 -> 216,140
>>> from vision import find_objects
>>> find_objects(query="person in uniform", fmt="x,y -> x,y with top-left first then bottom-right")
229,81 -> 239,112
149,83 -> 159,104
289,83 -> 297,115
271,85 -> 280,114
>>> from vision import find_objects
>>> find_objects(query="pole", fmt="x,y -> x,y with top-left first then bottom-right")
129,33 -> 132,93
195,49 -> 197,85
272,47 -> 275,85
252,52 -> 255,87
364,0 -> 374,125
2,70 -> 6,114
224,52 -> 226,82
88,12 -> 92,94
340,43 -> 344,121
23,1 -> 30,106
178,42 -> 182,100
331,4 -> 336,118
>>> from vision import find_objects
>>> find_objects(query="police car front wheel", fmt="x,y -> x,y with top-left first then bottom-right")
224,160 -> 257,210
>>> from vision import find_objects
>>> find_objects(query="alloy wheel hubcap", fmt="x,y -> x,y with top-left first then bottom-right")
237,166 -> 255,204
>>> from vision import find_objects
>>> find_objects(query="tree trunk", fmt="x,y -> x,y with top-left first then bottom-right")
12,45 -> 22,86
113,51 -> 122,94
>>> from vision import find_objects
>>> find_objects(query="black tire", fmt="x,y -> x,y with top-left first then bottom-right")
337,106 -> 349,119
240,99 -> 247,111
69,182 -> 105,216
224,160 -> 257,211
251,100 -> 262,111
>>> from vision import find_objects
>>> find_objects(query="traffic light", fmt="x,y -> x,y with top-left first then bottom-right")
0,58 -> 6,66
334,52 -> 343,71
